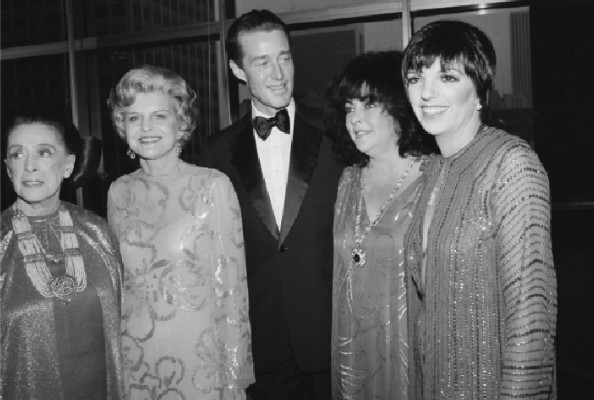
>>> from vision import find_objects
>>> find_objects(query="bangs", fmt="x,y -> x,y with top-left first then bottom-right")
407,50 -> 470,75
338,80 -> 385,107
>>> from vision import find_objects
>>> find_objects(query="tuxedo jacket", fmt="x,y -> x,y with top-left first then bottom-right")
199,102 -> 343,373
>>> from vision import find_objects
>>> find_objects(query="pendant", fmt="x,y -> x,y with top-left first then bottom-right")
49,275 -> 76,304
351,247 -> 367,268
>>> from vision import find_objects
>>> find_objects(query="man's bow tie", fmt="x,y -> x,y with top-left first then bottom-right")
252,109 -> 290,140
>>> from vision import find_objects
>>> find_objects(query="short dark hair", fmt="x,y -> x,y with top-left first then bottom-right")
326,51 -> 435,167
225,9 -> 290,67
402,20 -> 496,109
2,108 -> 102,188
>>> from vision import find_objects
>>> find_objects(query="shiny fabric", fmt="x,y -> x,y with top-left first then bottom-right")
252,108 -> 290,140
0,201 -> 124,400
404,126 -> 557,399
332,165 -> 424,400
107,165 -> 254,400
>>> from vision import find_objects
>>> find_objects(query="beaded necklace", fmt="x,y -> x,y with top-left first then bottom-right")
351,158 -> 415,268
11,205 -> 87,304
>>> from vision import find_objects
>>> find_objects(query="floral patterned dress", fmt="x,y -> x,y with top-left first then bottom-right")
107,164 -> 254,400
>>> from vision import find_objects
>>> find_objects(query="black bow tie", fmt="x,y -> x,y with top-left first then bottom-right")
252,109 -> 290,140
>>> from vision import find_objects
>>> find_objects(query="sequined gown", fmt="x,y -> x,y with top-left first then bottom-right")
404,126 -> 557,399
332,164 -> 424,400
107,165 -> 254,400
0,201 -> 124,400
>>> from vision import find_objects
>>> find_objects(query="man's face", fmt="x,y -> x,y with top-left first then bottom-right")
230,29 -> 294,116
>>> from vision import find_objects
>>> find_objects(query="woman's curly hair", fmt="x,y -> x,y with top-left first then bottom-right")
326,51 -> 435,167
107,65 -> 198,148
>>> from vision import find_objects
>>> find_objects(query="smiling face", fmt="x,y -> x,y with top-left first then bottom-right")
5,123 -> 75,216
123,91 -> 183,162
406,58 -> 481,156
345,93 -> 398,159
230,29 -> 294,115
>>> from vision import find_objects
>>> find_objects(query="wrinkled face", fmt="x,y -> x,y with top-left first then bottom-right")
406,58 -> 480,143
230,29 -> 294,116
123,91 -> 183,162
345,94 -> 398,158
5,123 -> 75,214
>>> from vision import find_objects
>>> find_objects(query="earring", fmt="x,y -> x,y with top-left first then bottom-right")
175,142 -> 182,156
476,103 -> 483,111
127,148 -> 136,159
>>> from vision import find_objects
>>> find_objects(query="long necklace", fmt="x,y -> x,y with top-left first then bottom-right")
351,158 -> 415,268
11,205 -> 87,304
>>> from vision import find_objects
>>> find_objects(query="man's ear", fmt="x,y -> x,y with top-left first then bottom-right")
229,60 -> 247,83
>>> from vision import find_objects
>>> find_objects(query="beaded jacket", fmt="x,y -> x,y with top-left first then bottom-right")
0,201 -> 124,400
404,126 -> 557,399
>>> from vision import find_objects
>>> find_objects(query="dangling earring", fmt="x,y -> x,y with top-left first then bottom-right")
175,141 -> 182,156
127,147 -> 136,159
476,102 -> 483,111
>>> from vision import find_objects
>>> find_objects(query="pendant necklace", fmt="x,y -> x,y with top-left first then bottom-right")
12,205 -> 87,304
351,158 -> 415,268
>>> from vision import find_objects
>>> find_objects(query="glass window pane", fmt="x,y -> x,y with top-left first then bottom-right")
1,0 -> 66,47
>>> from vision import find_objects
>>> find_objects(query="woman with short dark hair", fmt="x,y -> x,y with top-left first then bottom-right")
327,51 -> 434,400
402,20 -> 557,399
1,109 -> 123,400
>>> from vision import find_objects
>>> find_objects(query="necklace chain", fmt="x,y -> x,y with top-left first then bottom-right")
12,205 -> 87,304
351,158 -> 415,268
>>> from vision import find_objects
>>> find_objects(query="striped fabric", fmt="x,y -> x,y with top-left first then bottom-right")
404,126 -> 557,399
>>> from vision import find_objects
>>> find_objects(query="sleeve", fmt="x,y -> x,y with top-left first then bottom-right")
494,143 -> 557,399
208,173 -> 255,399
106,182 -> 119,236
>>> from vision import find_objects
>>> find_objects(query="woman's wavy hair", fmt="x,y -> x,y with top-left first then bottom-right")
107,65 -> 198,149
326,51 -> 435,167
2,108 -> 102,188
401,20 -> 496,117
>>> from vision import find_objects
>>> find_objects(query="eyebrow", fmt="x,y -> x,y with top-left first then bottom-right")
124,109 -> 171,114
7,143 -> 57,149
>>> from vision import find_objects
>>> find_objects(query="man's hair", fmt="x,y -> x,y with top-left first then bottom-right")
225,9 -> 290,67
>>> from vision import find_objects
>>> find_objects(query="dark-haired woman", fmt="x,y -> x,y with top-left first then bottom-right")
402,20 -> 556,399
327,51 -> 435,400
0,110 -> 124,400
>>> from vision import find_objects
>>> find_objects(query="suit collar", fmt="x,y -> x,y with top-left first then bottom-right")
230,104 -> 323,243
278,107 -> 322,243
230,117 -> 279,240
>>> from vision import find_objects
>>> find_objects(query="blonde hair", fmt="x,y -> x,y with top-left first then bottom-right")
107,65 -> 198,147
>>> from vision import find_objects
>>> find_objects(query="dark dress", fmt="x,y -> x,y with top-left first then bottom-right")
0,201 -> 124,400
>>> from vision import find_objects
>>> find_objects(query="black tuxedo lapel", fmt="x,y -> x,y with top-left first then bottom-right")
279,110 -> 323,243
230,121 -> 280,240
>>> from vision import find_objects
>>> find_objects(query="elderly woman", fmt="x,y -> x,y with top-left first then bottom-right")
326,51 -> 435,400
0,109 -> 124,400
106,65 -> 254,400
402,21 -> 557,399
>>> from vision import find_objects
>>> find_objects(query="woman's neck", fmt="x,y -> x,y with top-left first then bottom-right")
140,155 -> 185,177
366,147 -> 409,179
436,117 -> 482,158
16,195 -> 60,217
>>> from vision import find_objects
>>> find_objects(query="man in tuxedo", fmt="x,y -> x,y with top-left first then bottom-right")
199,9 -> 343,400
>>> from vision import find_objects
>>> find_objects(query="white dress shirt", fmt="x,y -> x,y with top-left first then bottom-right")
252,99 -> 295,228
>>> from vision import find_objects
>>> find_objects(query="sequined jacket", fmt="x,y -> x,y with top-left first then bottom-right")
0,201 -> 124,400
404,126 -> 557,399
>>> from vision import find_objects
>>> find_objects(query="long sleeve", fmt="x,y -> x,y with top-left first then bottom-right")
209,174 -> 255,399
495,144 -> 557,399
